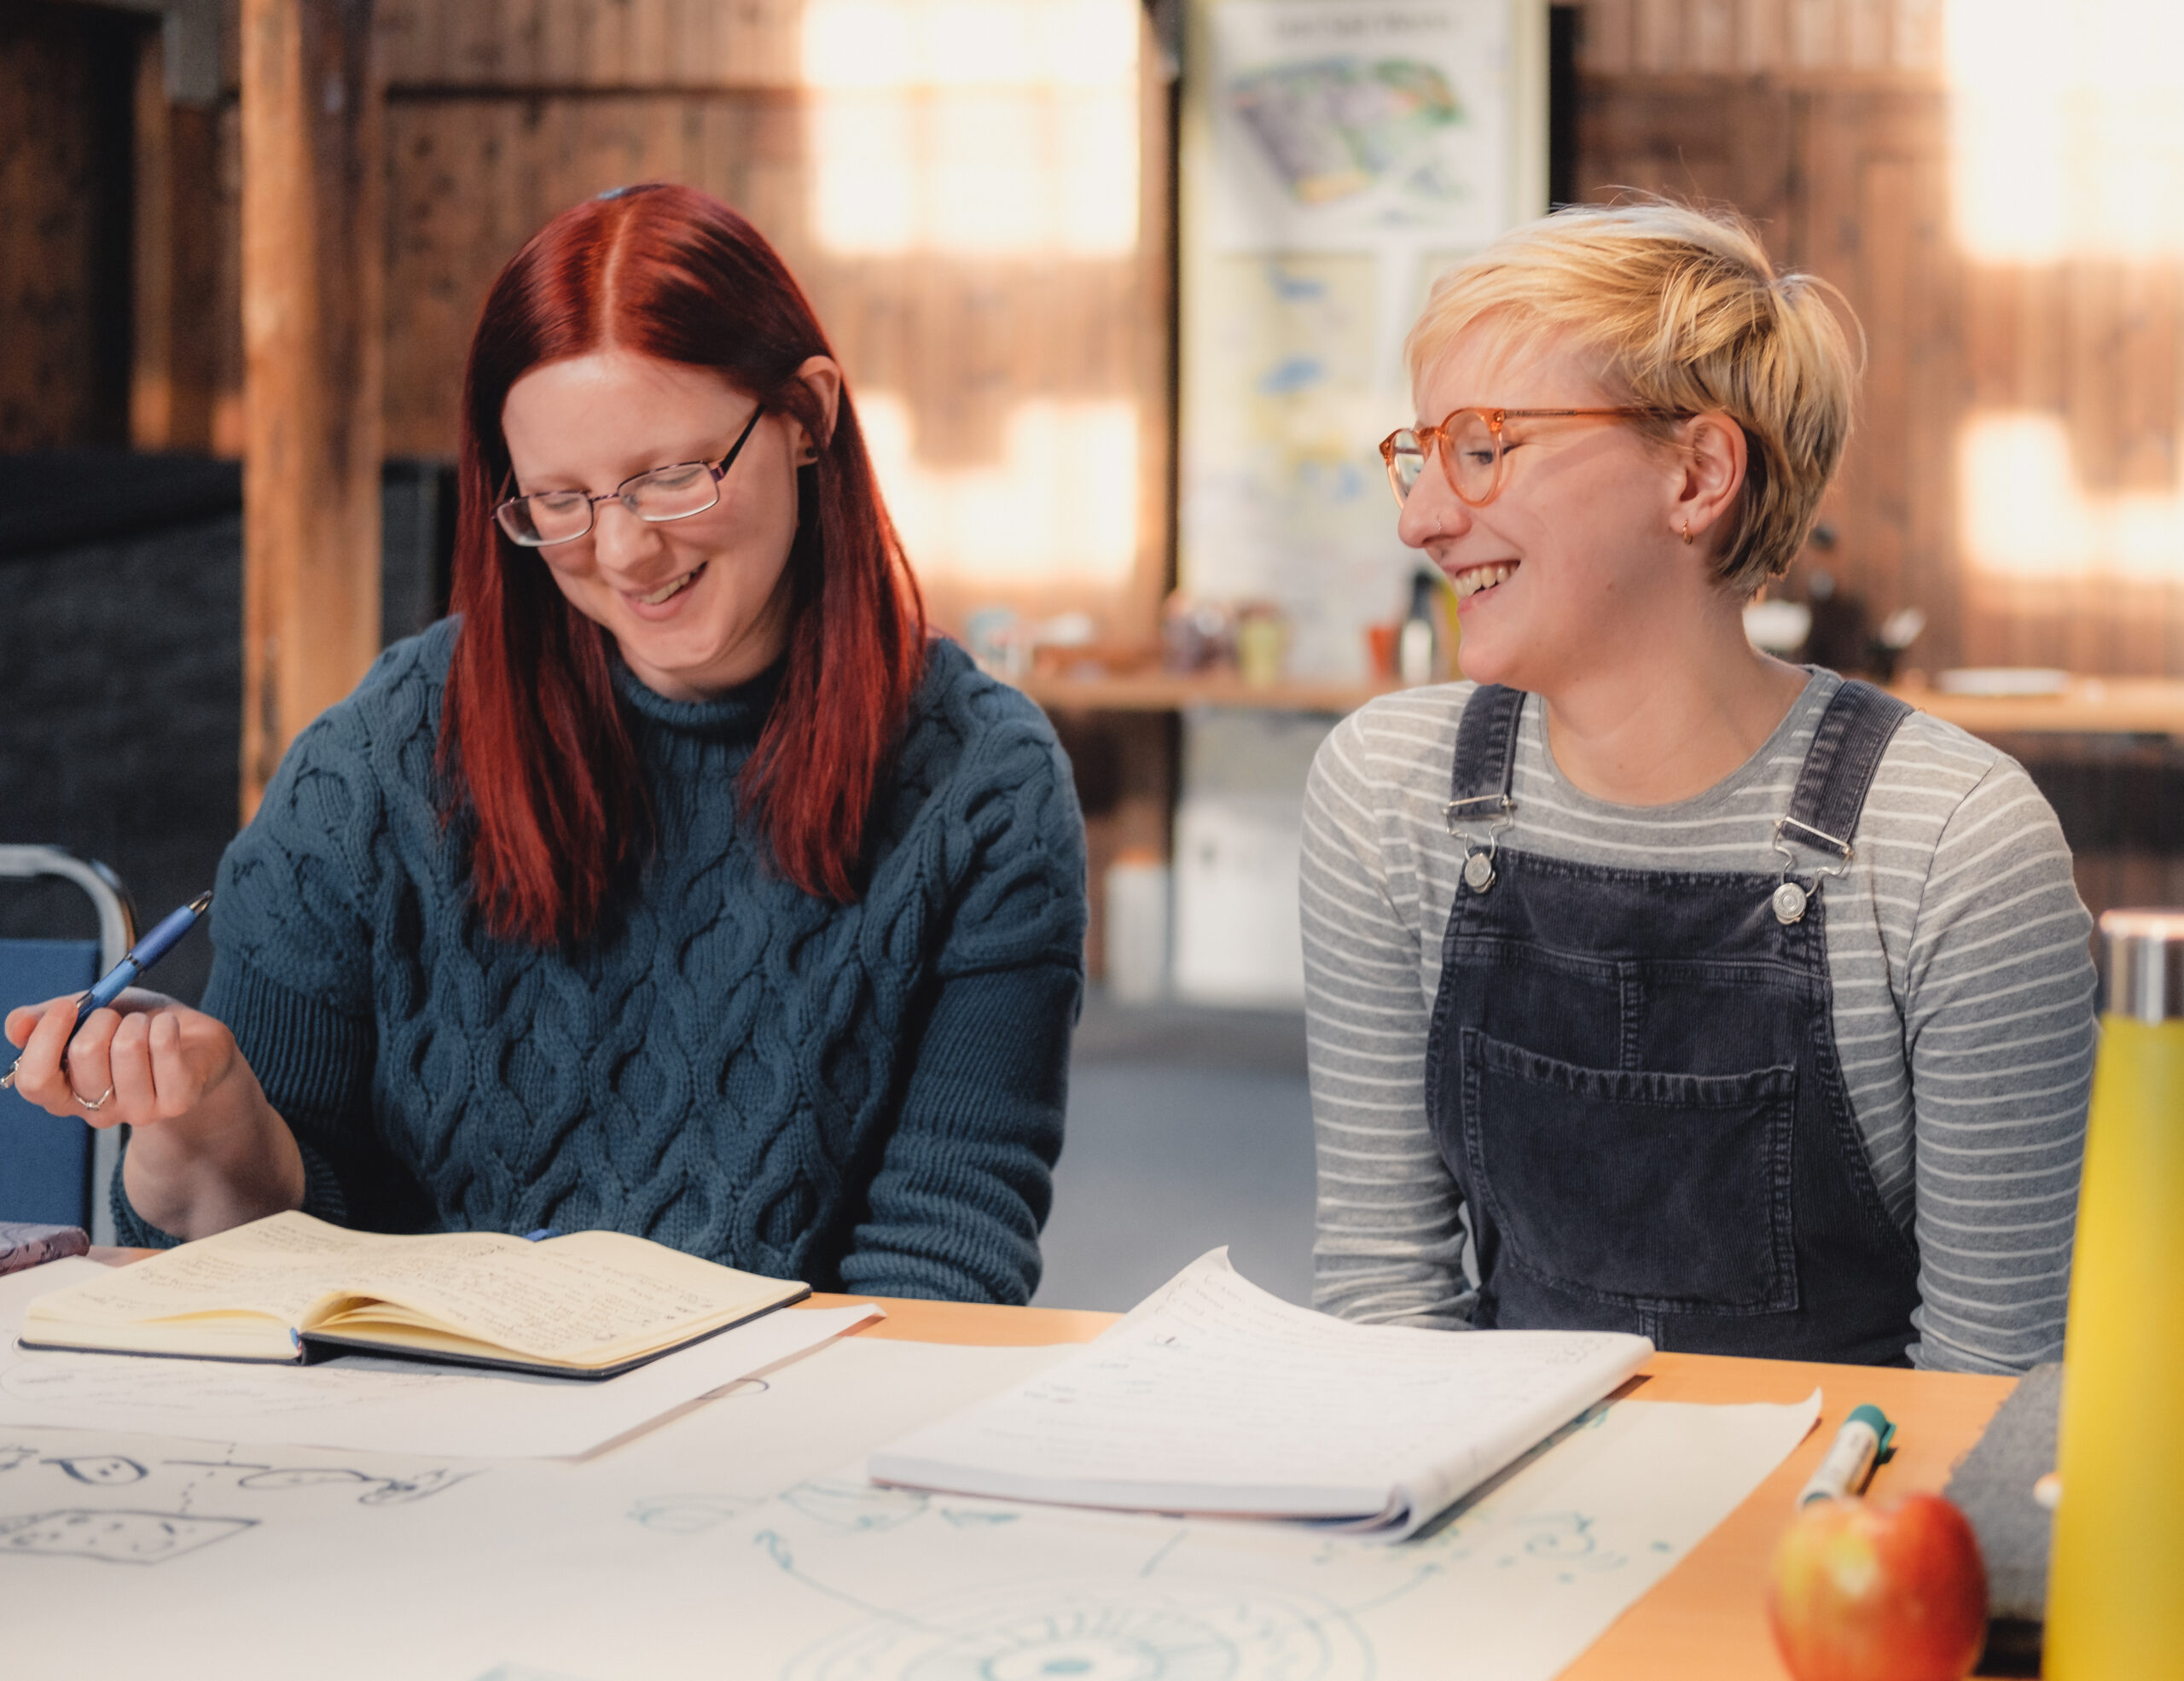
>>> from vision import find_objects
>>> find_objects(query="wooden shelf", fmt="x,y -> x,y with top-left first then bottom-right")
1014,670 -> 1406,713
1014,670 -> 2184,737
1894,677 -> 2184,737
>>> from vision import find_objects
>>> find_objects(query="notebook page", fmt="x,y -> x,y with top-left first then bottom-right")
23,1213 -> 518,1332
323,1230 -> 797,1363
868,1249 -> 1651,1535
26,1215 -> 795,1365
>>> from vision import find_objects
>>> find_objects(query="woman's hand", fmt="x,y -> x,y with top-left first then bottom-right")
3,990 -> 305,1238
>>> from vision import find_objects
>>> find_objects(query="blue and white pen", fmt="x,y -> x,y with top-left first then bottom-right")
2,890 -> 214,1091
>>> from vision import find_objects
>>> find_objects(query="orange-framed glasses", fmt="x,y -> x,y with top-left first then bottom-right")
1378,407 -> 1671,509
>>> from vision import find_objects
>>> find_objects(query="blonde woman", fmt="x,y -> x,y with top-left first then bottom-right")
1304,202 -> 2093,1372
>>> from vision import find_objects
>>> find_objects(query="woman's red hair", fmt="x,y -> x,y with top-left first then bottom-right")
443,184 -> 926,945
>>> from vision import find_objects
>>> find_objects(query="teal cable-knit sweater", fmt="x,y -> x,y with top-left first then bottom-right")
113,624 -> 1087,1304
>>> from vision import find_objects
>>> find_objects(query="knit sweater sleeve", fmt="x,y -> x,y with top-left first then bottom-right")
835,684 -> 1088,1306
111,643 -> 434,1248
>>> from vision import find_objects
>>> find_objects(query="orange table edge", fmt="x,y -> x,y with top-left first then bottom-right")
806,1293 -> 2020,1681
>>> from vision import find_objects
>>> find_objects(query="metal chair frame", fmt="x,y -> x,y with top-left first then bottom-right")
0,845 -> 138,1242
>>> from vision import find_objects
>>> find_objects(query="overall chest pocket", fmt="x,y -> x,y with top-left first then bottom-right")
1458,1028 -> 1801,1315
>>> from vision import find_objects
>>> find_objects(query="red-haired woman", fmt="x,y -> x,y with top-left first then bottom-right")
5,185 -> 1088,1303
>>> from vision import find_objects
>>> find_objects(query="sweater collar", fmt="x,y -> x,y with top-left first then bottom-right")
607,647 -> 785,742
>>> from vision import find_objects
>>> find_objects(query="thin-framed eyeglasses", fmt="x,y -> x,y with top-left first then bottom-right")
493,404 -> 768,548
1378,407 -> 1673,510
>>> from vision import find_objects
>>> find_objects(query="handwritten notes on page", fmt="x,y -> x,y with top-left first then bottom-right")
868,1248 -> 1652,1538
26,1213 -> 802,1367
0,1258 -> 878,1458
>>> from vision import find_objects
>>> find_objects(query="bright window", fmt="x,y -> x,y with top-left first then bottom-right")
803,0 -> 1140,257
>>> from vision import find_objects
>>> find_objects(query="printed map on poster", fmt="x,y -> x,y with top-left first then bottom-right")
1211,0 -> 1511,253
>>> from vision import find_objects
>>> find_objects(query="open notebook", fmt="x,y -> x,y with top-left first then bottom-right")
20,1211 -> 809,1378
868,1250 -> 1652,1538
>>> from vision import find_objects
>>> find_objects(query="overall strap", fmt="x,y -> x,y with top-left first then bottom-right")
1779,678 -> 1915,863
1444,684 -> 1526,832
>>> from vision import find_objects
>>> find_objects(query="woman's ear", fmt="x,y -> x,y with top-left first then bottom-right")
792,355 -> 843,462
1674,412 -> 1747,546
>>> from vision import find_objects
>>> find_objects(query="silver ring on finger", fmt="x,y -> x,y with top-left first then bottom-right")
73,1084 -> 114,1113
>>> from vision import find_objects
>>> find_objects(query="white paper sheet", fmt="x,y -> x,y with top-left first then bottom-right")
0,1258 -> 878,1457
870,1248 -> 1653,1534
1,1333 -> 1819,1681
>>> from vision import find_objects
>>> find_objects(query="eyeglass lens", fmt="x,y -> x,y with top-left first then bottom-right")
497,459 -> 721,547
1386,411 -> 1506,508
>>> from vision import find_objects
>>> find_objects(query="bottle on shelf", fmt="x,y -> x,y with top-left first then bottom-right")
1398,568 -> 1438,686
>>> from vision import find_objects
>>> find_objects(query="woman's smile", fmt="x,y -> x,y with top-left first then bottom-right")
1446,560 -> 1519,603
622,560 -> 710,615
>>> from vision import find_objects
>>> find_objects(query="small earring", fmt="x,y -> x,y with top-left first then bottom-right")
1681,519 -> 1693,545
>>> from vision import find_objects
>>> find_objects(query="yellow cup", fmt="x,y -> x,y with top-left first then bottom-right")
2045,911 -> 2184,1680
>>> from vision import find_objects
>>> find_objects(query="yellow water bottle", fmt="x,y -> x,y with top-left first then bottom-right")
2046,911 -> 2184,1679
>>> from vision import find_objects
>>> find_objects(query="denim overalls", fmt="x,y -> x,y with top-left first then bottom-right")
1423,681 -> 1924,1364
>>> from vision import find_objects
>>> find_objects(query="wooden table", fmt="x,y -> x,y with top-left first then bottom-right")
85,1255 -> 2018,1678
804,1293 -> 2019,1681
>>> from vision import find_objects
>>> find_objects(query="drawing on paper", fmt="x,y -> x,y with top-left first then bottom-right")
46,1454 -> 148,1486
1208,0 -> 1511,253
472,1666 -> 601,1681
780,1477 -> 929,1533
630,1492 -> 758,1534
0,1434 -> 486,1570
2,1438 -> 480,1524
938,1505 -> 1020,1528
1491,1512 -> 1635,1584
782,1579 -> 1373,1681
726,1386 -> 1751,1681
0,1507 -> 254,1564
1231,58 -> 1462,207
0,1354 -> 452,1414
144,1454 -> 478,1507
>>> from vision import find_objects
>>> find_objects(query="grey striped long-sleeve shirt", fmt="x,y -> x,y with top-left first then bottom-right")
1302,672 -> 2095,1376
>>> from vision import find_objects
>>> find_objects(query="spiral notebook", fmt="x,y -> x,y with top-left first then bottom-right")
868,1248 -> 1652,1538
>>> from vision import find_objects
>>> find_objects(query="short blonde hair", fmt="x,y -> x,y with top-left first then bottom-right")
1406,200 -> 1859,594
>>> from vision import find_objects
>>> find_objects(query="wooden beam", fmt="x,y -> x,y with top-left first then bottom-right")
131,32 -> 175,451
131,26 -> 223,454
240,0 -> 383,817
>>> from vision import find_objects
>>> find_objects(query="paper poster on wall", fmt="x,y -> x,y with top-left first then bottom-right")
1210,0 -> 1512,253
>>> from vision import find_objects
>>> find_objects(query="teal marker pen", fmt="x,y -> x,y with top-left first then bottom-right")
1797,1404 -> 1897,1508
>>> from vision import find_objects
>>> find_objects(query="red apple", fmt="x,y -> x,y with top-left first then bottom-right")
1767,1492 -> 1988,1681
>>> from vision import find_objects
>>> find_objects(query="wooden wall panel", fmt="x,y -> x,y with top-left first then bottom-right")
377,0 -> 803,89
45,0 -> 1170,653
209,100 -> 248,456
0,4 -> 148,451
380,92 -> 816,456
377,3 -> 1174,654
1580,0 -> 1943,75
131,32 -> 227,453
1572,7 -> 2184,678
